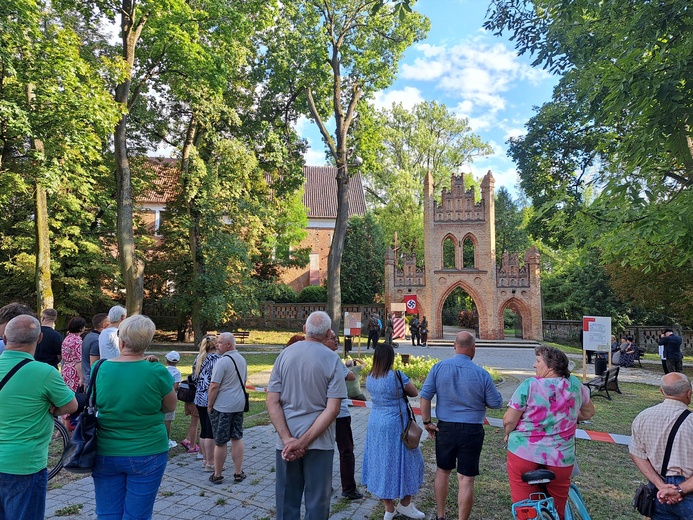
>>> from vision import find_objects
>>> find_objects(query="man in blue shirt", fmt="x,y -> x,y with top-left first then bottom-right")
420,331 -> 503,520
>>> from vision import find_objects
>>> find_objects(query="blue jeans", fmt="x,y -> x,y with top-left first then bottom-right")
651,476 -> 693,520
0,469 -> 47,520
93,452 -> 168,520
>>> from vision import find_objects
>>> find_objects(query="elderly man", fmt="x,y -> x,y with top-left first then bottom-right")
207,332 -> 247,485
420,331 -> 503,520
322,329 -> 363,500
0,315 -> 77,519
630,372 -> 693,519
659,329 -> 684,374
266,311 -> 347,520
99,305 -> 126,360
0,302 -> 34,355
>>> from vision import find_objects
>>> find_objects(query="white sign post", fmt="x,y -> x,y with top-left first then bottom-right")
582,316 -> 611,378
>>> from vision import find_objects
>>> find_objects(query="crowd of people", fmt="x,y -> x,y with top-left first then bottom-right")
1,303 -> 692,520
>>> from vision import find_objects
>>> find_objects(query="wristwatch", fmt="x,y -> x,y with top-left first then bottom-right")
423,420 -> 432,425
677,486 -> 684,496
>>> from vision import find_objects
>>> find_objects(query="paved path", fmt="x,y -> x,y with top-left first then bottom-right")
45,343 -> 664,519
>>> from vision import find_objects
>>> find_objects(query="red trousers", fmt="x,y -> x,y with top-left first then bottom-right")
507,451 -> 573,520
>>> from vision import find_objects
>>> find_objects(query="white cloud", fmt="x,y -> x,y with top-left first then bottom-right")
400,37 -> 551,117
303,148 -> 328,165
373,86 -> 424,110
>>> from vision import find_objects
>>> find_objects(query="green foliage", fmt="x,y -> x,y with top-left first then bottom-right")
442,287 -> 476,326
361,353 -> 439,388
457,310 -> 478,330
360,101 -> 492,258
495,186 -> 531,262
340,213 -> 386,304
297,285 -> 327,303
261,283 -> 298,304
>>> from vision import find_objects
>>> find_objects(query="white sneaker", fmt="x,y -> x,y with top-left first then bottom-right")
383,511 -> 396,520
196,452 -> 204,460
396,502 -> 425,519
168,439 -> 177,449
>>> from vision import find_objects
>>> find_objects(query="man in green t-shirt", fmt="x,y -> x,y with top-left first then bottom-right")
0,314 -> 77,520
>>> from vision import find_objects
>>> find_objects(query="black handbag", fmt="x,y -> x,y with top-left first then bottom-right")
62,360 -> 104,474
633,409 -> 691,516
177,375 -> 197,403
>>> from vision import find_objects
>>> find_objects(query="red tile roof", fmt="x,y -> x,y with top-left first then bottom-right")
302,166 -> 367,218
137,161 -> 367,221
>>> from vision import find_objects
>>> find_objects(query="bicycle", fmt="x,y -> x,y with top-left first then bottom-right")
47,417 -> 69,480
511,468 -> 591,520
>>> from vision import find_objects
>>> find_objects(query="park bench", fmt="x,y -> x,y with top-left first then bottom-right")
234,331 -> 250,344
635,347 -> 646,368
585,366 -> 621,400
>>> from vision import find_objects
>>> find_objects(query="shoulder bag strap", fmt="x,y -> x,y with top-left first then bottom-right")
227,354 -> 249,399
660,409 -> 691,476
395,370 -> 415,422
0,358 -> 32,392
85,359 -> 105,412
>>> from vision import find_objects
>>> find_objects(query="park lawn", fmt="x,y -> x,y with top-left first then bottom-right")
372,381 -> 661,520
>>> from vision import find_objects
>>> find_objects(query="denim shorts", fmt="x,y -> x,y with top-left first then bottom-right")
210,409 -> 244,444
652,476 -> 693,520
435,421 -> 485,476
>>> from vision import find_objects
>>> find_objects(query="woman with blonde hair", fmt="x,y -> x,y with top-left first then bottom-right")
191,334 -> 219,471
92,315 -> 176,519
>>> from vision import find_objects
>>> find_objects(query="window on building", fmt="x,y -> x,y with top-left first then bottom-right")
443,237 -> 456,269
463,236 -> 475,268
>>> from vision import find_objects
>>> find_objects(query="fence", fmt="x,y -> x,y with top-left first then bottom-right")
542,320 -> 693,355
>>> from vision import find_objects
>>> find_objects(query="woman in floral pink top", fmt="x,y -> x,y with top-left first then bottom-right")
503,346 -> 595,519
61,317 -> 86,392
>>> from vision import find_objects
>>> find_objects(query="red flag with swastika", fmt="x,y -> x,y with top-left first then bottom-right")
403,294 -> 418,314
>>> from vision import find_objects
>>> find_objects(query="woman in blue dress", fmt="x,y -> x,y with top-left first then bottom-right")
362,344 -> 425,520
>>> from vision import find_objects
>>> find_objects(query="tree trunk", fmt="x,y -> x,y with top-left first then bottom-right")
327,162 -> 350,334
180,117 -> 206,345
113,2 -> 147,316
26,83 -> 53,312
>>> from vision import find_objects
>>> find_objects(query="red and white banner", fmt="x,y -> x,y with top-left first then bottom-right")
403,294 -> 419,314
393,317 -> 406,339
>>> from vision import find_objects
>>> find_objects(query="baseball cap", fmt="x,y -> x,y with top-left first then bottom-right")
165,351 -> 180,362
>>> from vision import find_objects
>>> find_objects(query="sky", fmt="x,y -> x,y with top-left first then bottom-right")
297,0 -> 559,196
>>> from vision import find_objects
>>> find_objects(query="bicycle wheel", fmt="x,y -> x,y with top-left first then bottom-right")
540,507 -> 558,520
564,483 -> 591,520
47,418 -> 69,480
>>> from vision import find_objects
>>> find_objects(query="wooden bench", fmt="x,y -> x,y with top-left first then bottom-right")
585,366 -> 622,400
635,347 -> 646,368
234,331 -> 250,344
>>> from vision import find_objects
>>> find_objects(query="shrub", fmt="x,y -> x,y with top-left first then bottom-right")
265,283 -> 298,303
457,310 -> 477,329
297,285 -> 327,303
361,353 -> 439,388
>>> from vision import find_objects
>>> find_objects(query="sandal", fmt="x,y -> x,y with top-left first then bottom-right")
181,439 -> 192,450
209,474 -> 224,484
234,471 -> 247,483
187,444 -> 200,453
204,463 -> 214,472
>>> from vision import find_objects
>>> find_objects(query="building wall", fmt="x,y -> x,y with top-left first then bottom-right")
280,220 -> 333,293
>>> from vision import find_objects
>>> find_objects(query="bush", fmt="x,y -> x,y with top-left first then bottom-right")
264,283 -> 298,303
297,285 -> 327,303
361,354 -> 439,388
457,310 -> 478,329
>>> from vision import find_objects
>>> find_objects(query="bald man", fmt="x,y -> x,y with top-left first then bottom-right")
630,372 -> 693,519
0,315 -> 77,519
420,331 -> 503,520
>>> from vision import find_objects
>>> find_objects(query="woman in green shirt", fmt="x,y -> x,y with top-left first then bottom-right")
92,315 -> 177,520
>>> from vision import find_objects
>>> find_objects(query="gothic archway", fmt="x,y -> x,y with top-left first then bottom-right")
435,281 -> 486,338
499,297 -> 532,340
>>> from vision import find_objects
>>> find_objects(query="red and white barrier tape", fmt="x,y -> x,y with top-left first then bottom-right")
245,384 -> 631,445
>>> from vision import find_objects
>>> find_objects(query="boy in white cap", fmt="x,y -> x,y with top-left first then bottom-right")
165,351 -> 182,448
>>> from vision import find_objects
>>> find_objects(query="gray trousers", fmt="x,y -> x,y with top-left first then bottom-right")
275,449 -> 334,520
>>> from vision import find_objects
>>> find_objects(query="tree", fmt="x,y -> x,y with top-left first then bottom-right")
266,0 -> 429,332
494,187 -> 530,262
340,213 -> 386,304
0,1 -> 121,312
485,0 -> 693,268
359,100 -> 492,259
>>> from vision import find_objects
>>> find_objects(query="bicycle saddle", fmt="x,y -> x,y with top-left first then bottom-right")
521,469 -> 556,484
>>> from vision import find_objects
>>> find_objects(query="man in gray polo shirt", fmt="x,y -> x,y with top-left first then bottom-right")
267,311 -> 347,520
207,332 -> 247,485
